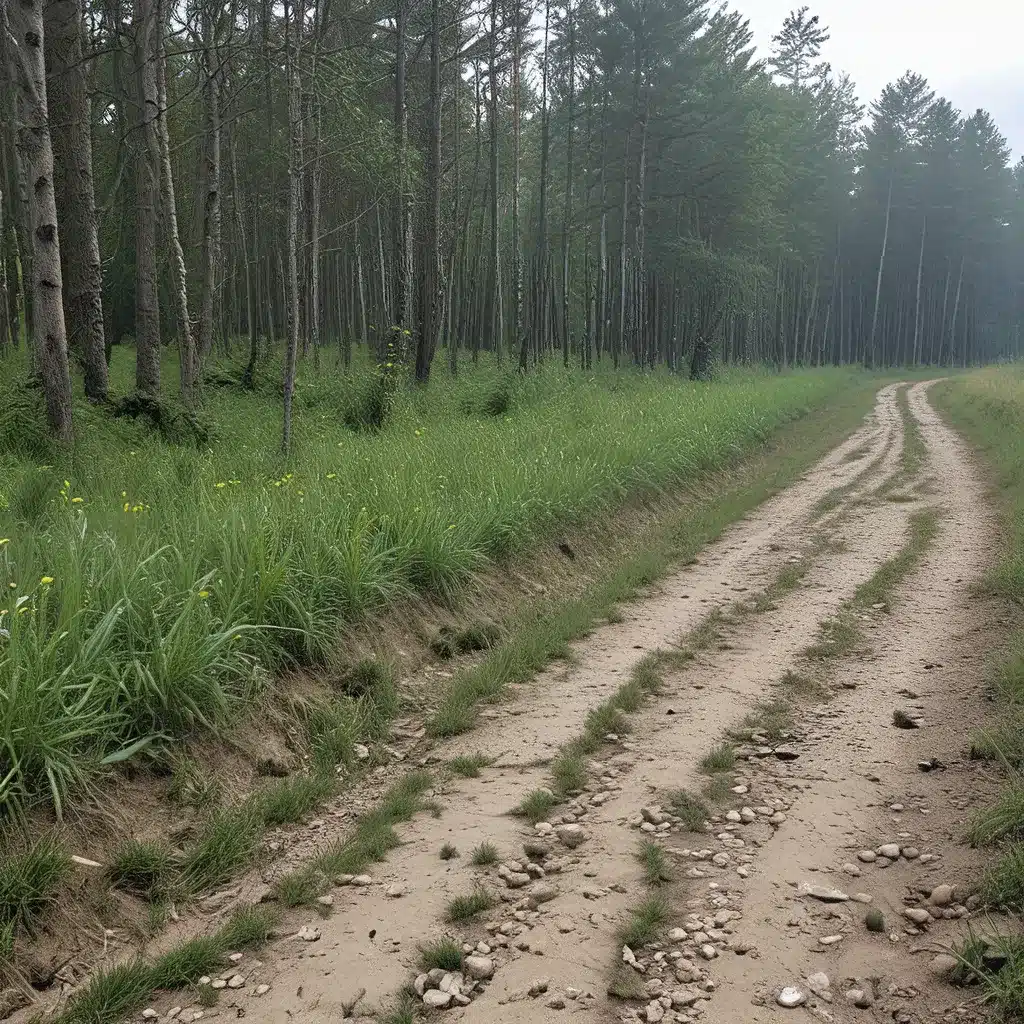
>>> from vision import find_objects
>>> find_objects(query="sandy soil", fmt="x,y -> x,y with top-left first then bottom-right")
27,380 -> 1014,1024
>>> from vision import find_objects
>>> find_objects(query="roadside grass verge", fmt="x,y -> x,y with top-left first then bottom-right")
53,905 -> 277,1024
445,888 -> 495,923
426,377 -> 885,740
0,360 -> 861,820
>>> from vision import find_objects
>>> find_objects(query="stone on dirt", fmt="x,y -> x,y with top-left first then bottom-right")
856,850 -> 877,863
296,925 -> 321,942
797,882 -> 849,902
903,908 -> 932,925
556,824 -> 587,848
845,988 -> 874,1008
423,990 -> 452,1009
928,884 -> 955,907
464,956 -> 495,980
876,843 -> 900,859
806,972 -> 830,995
528,978 -> 551,997
776,987 -> 807,1008
930,953 -> 958,976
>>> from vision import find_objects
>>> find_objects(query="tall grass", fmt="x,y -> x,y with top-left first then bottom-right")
936,369 -> 1024,1013
0,348 -> 859,817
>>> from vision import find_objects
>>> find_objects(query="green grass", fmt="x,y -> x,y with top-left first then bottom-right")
444,887 -> 495,923
699,742 -> 735,775
853,509 -> 939,608
0,349 -> 864,818
734,698 -> 794,743
54,905 -> 277,1024
272,771 -> 434,904
0,835 -> 71,939
471,841 -> 499,866
179,805 -> 264,895
619,892 -> 670,949
253,775 -> 336,826
419,936 -> 464,972
637,840 -> 672,886
702,772 -> 735,803
804,614 -> 861,660
666,789 -> 710,831
448,753 -> 493,778
981,844 -> 1024,910
431,621 -> 501,659
107,839 -> 175,900
512,788 -> 558,825
440,842 -> 459,860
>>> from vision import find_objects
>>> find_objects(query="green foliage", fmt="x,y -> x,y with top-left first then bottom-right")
512,789 -> 558,825
699,743 -> 736,775
0,353 -> 861,819
448,753 -> 493,778
666,790 -> 710,832
431,621 -> 501,659
419,937 -> 463,972
619,893 -> 670,950
0,834 -> 71,937
444,888 -> 495,923
107,840 -> 175,900
470,842 -> 499,866
637,840 -> 672,886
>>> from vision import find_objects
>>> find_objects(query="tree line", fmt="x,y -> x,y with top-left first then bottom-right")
2,0 -> 1022,444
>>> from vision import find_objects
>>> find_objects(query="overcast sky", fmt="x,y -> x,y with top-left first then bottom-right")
739,0 -> 1024,159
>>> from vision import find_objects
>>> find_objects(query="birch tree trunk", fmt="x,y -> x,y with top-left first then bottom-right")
7,0 -> 74,439
132,0 -> 162,396
197,13 -> 222,364
155,0 -> 197,399
44,0 -> 108,402
281,0 -> 302,453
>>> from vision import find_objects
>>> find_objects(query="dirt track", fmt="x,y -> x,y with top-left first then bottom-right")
130,381 -> 1009,1024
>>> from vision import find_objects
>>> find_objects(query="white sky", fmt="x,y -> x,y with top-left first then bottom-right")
739,0 -> 1024,158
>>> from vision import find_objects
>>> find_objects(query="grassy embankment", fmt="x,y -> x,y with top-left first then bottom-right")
934,367 -> 1024,1014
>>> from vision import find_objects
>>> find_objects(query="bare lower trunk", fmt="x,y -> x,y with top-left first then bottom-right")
867,176 -> 892,369
282,2 -> 302,453
7,0 -> 74,439
44,0 -> 108,401
197,22 -> 222,364
155,0 -> 196,399
133,0 -> 161,395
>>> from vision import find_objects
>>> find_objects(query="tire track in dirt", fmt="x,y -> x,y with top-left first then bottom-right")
444,383 -> 906,770
177,384 -> 921,1024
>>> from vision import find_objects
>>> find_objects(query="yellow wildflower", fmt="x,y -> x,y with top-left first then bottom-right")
215,482 -> 226,489
123,502 -> 131,512
0,539 -> 9,546
40,576 -> 54,585
198,590 -> 210,599
71,497 -> 84,504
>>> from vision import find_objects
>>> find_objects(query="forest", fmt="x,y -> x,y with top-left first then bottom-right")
0,0 -> 1022,448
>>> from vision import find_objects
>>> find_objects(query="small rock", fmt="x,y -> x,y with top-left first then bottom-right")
227,975 -> 245,989
353,743 -> 370,760
531,883 -> 559,903
254,985 -> 270,996
316,894 -> 334,908
807,972 -> 830,995
668,928 -> 688,942
556,824 -> 587,849
211,980 -> 227,990
464,956 -> 495,981
645,1001 -> 665,1022
557,918 -> 576,934
352,874 -> 372,886
167,1009 -> 182,1019
776,986 -> 807,1008
819,934 -> 844,945
142,1011 -> 159,1021
546,995 -> 566,1010
423,990 -> 452,1009
528,978 -> 551,997
774,746 -> 800,761
699,944 -> 717,960
504,871 -> 531,889
857,850 -> 877,863
902,846 -> 920,860
798,882 -> 849,903
845,988 -> 874,1009
876,844 -> 900,859
387,884 -> 405,898
903,908 -> 932,925
929,884 -> 955,907
296,925 -> 321,942
642,807 -> 666,826
865,909 -> 885,933
930,953 -> 958,977
842,863 -> 862,877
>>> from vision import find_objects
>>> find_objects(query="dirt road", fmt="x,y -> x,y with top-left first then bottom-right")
141,381 -> 1008,1024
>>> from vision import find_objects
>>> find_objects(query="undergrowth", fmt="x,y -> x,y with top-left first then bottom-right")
0,351 -> 858,819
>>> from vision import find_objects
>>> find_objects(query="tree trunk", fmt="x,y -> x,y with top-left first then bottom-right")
487,0 -> 501,360
560,0 -> 575,368
282,2 -> 302,452
7,0 -> 74,439
155,0 -> 197,399
197,16 -> 222,364
867,176 -> 892,369
44,0 -> 107,401
132,0 -> 161,396
510,0 -> 523,370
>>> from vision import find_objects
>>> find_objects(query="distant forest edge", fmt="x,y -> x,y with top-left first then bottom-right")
1,0 -> 1022,443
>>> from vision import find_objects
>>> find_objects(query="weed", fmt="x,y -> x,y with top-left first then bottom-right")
736,699 -> 793,743
471,842 -> 499,866
107,839 -> 175,900
445,888 -> 495,923
197,983 -> 219,1008
702,773 -> 735,803
779,669 -> 824,699
620,892 -> 670,950
440,843 -> 459,861
699,743 -> 735,775
551,752 -> 587,795
0,834 -> 71,936
448,753 -> 493,778
981,844 -> 1024,910
584,701 -> 629,739
179,805 -> 263,894
379,990 -> 419,1024
420,936 -> 463,972
254,775 -> 335,827
804,614 -> 861,660
607,965 -> 648,1000
969,787 -> 1024,847
606,606 -> 626,624
667,790 -> 710,832
168,755 -> 222,809
637,840 -> 671,886
512,789 -> 558,825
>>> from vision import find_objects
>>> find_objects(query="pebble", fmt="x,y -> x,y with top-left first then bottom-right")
819,934 -> 844,945
846,988 -> 874,1008
556,824 -> 586,848
211,980 -> 227,990
699,944 -> 717,960
254,985 -> 270,996
929,884 -> 955,907
902,846 -> 920,860
645,1001 -> 665,1022
877,844 -> 900,859
798,882 -> 849,902
297,925 -> 321,942
857,850 -> 877,863
387,884 -> 405,898
352,874 -> 372,886
807,972 -> 831,994
930,953 -> 958,976
227,974 -> 245,989
142,1011 -> 158,1021
528,978 -> 551,997
668,928 -> 688,942
546,996 -> 567,1010
903,908 -> 932,925
167,1009 -> 182,1019
465,956 -> 495,980
842,863 -> 862,876
776,986 -> 807,1008
423,990 -> 452,1009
